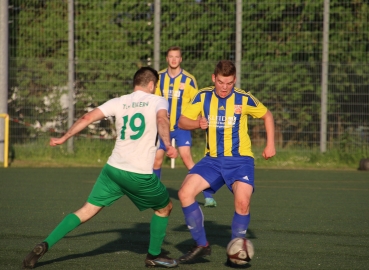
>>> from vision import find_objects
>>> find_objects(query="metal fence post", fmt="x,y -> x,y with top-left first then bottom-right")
67,0 -> 75,153
0,0 -> 9,162
235,0 -> 242,88
154,0 -> 161,72
320,0 -> 330,153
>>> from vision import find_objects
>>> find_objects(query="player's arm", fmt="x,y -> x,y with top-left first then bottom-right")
260,110 -> 276,160
178,115 -> 208,130
50,108 -> 105,146
157,109 -> 177,159
178,96 -> 206,130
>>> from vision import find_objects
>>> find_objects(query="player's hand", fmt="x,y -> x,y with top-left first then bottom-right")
166,145 -> 178,159
199,117 -> 208,130
50,137 -> 66,146
262,146 -> 276,160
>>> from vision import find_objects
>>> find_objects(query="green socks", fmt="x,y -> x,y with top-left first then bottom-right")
44,212 -> 168,254
148,214 -> 169,256
44,213 -> 81,249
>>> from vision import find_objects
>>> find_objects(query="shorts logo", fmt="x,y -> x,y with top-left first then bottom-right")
185,141 -> 190,145
243,175 -> 249,181
234,105 -> 242,114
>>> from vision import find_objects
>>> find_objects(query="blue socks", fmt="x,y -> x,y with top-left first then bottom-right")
231,212 -> 250,239
202,190 -> 213,199
182,201 -> 207,246
153,168 -> 161,179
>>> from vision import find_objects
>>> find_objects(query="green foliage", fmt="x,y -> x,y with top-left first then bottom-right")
8,0 -> 369,151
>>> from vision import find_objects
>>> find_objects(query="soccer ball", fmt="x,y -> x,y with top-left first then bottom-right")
226,238 -> 254,265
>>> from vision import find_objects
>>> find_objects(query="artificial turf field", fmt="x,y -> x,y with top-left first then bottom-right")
0,167 -> 368,269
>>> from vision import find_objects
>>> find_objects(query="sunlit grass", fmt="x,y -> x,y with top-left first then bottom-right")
10,137 -> 366,170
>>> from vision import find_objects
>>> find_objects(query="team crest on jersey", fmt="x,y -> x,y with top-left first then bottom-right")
234,105 -> 242,114
179,83 -> 185,90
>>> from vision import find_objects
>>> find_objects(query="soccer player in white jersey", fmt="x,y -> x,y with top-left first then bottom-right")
22,67 -> 178,269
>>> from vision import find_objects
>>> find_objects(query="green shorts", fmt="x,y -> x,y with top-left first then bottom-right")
87,164 -> 170,211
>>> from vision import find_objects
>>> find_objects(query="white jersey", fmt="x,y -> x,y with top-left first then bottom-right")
98,90 -> 168,174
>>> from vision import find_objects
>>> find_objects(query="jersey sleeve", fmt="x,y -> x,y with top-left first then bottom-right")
244,92 -> 268,118
190,76 -> 198,91
156,96 -> 169,113
188,79 -> 198,99
97,98 -> 120,117
182,93 -> 202,120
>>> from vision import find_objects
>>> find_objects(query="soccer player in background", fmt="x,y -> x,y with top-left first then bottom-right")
153,46 -> 217,207
22,67 -> 179,269
176,60 -> 276,265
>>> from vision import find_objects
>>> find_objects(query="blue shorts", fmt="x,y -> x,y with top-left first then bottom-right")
158,128 -> 192,150
189,156 -> 255,194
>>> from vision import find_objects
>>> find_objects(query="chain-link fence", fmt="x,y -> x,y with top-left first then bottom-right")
5,0 -> 369,161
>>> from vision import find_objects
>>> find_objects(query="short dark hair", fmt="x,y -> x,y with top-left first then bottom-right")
133,67 -> 159,88
214,60 -> 236,77
166,46 -> 182,57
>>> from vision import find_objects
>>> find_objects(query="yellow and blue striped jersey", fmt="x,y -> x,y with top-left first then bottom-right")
182,86 -> 268,158
155,68 -> 198,131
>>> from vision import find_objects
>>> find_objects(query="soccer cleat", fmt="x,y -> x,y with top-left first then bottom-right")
22,242 -> 48,269
145,252 -> 178,268
178,244 -> 211,263
204,198 -> 217,207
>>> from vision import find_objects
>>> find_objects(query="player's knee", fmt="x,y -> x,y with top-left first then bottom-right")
153,157 -> 163,168
155,200 -> 173,217
234,200 -> 250,215
178,187 -> 192,201
182,159 -> 194,169
165,200 -> 173,213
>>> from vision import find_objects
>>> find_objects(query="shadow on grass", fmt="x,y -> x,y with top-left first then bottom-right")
173,221 -> 257,253
172,222 -> 256,267
35,219 -> 256,268
36,222 -> 152,268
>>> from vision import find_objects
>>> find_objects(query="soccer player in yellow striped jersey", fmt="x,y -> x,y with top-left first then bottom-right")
177,60 -> 276,264
153,46 -> 217,207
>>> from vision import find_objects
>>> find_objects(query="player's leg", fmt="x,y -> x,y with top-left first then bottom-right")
153,148 -> 165,179
145,201 -> 177,268
153,136 -> 168,179
223,156 -> 255,240
177,145 -> 195,169
115,169 -> 172,257
150,201 -> 173,254
48,203 -> 102,247
231,181 -> 253,239
119,170 -> 177,268
178,157 -> 223,263
23,164 -> 120,269
176,129 -> 217,207
178,173 -> 212,263
22,203 -> 102,269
